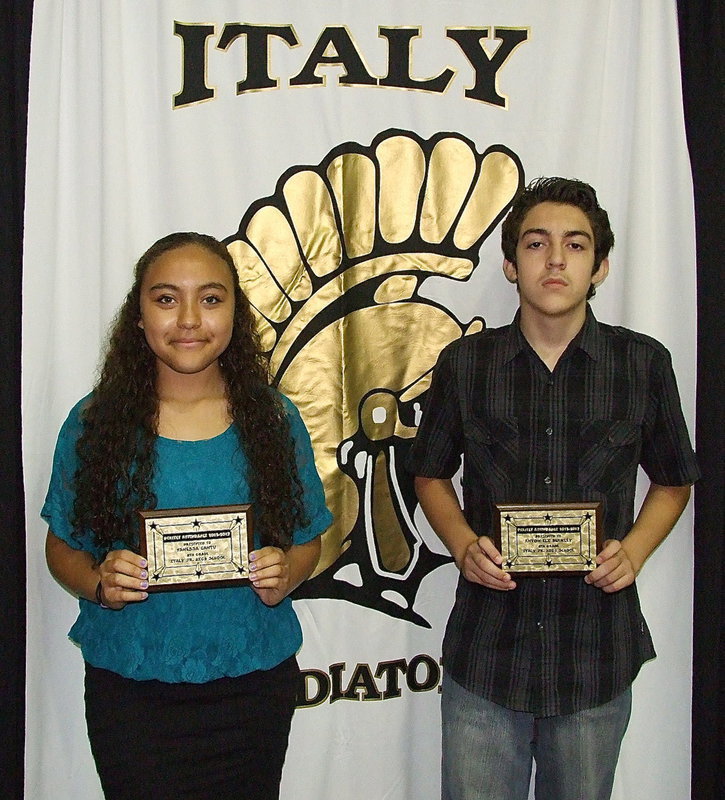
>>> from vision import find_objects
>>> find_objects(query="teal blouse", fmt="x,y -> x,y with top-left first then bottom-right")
42,393 -> 332,683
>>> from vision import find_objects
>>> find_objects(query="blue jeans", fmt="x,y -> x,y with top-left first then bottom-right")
441,675 -> 632,800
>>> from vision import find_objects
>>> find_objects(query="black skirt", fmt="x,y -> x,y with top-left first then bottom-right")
84,657 -> 301,800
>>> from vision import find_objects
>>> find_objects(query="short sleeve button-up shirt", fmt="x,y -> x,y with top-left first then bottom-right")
408,308 -> 700,716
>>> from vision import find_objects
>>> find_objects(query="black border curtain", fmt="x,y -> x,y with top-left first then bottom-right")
1,2 -> 721,798
678,2 -> 724,799
0,2 -> 32,798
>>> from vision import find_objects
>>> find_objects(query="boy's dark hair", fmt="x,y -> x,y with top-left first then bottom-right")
501,177 -> 615,298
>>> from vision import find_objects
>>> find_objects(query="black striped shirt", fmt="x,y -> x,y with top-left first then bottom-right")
408,308 -> 700,715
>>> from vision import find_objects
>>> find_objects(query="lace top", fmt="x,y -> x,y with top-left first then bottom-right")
42,393 -> 332,683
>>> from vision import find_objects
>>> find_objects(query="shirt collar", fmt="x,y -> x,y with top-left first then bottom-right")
501,310 -> 527,364
502,305 -> 603,364
575,306 -> 602,361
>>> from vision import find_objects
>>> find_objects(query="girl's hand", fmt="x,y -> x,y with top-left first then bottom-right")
97,549 -> 149,609
248,547 -> 291,607
248,538 -> 321,607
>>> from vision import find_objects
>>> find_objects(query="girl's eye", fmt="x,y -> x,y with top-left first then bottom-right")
202,295 -> 222,305
156,295 -> 175,305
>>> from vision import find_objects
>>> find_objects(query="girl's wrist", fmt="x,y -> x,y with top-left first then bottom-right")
95,580 -> 110,609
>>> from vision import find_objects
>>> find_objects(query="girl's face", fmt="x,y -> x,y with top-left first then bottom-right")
138,244 -> 236,380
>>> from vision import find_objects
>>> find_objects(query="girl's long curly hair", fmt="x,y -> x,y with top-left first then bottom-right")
72,232 -> 307,555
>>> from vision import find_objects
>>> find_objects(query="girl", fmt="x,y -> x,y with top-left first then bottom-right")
43,232 -> 331,800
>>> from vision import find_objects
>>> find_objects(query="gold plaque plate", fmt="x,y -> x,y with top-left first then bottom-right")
138,504 -> 253,592
493,503 -> 602,576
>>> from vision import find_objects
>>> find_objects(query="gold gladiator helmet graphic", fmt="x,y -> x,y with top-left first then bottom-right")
225,129 -> 523,625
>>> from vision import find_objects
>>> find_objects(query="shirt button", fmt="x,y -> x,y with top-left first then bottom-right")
544,476 -> 552,484
545,427 -> 553,436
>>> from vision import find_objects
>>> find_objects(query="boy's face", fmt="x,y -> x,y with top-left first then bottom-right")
502,201 -> 608,321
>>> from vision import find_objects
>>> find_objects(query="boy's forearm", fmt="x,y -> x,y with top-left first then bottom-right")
414,476 -> 478,567
622,483 -> 692,574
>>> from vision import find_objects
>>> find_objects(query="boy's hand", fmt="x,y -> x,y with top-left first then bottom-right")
585,539 -> 636,593
459,536 -> 517,591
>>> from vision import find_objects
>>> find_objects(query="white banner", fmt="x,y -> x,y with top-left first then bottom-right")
23,2 -> 696,798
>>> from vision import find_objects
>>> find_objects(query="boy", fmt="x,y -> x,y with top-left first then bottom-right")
409,177 -> 699,800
